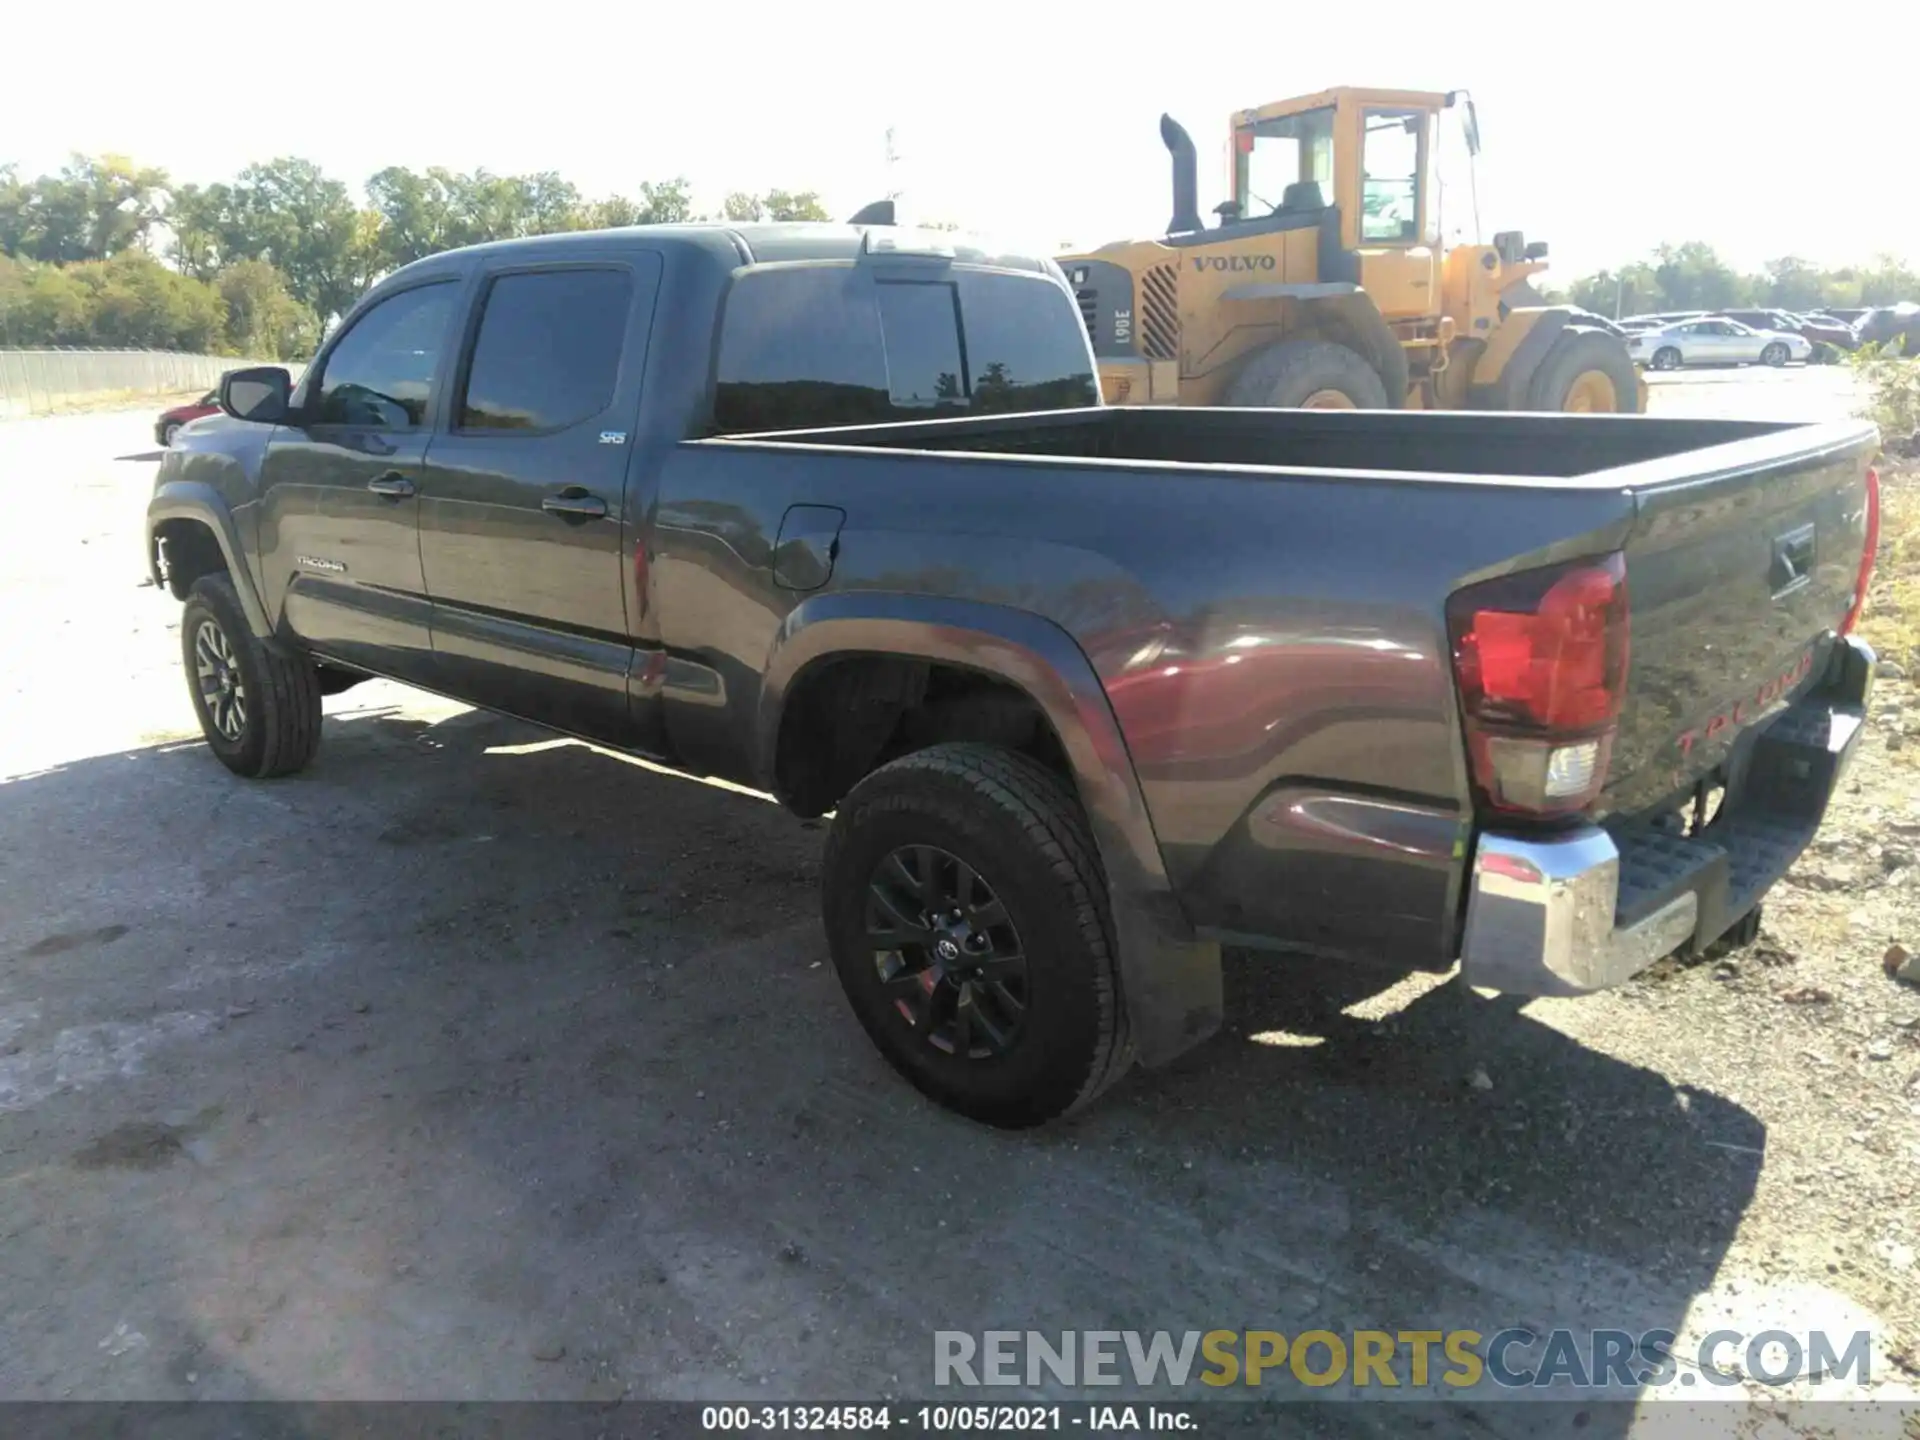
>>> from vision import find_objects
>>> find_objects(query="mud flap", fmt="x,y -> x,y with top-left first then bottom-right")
1107,883 -> 1223,1068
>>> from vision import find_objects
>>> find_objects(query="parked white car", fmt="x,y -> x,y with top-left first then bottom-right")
1626,317 -> 1812,371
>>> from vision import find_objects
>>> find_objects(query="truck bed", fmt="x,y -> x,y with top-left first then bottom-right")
729,404 -> 1800,480
703,404 -> 1877,845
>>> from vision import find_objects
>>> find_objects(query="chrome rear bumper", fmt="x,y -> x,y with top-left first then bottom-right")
1459,636 -> 1873,996
1461,829 -> 1700,994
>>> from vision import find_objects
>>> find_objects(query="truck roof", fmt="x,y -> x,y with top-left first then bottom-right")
384,222 -> 1060,283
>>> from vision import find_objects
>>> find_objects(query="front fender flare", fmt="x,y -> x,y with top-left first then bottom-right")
760,591 -> 1222,1068
146,481 -> 272,638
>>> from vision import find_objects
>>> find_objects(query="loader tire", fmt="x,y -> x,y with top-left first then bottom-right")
1526,329 -> 1643,413
1227,339 -> 1391,410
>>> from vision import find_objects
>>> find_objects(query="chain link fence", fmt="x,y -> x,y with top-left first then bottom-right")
0,349 -> 288,419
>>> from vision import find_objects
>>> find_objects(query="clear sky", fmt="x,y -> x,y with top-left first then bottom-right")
6,0 -> 1913,282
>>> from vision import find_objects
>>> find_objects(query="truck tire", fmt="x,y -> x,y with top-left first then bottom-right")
1526,329 -> 1642,413
821,743 -> 1133,1128
180,573 -> 323,778
1226,339 -> 1391,410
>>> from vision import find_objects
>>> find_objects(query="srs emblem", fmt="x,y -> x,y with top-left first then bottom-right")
296,556 -> 346,574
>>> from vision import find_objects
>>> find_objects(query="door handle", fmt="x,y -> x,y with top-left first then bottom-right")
366,472 -> 415,498
1770,523 -> 1816,598
542,488 -> 608,519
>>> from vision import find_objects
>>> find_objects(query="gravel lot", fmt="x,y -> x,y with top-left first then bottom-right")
0,374 -> 1914,1432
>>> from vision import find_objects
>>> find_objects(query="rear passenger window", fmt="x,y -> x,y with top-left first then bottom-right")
875,282 -> 965,409
956,272 -> 1099,413
713,267 -> 892,434
459,269 -> 632,431
712,264 -> 1097,434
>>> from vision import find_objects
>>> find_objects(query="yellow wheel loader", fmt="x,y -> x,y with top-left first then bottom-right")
1057,87 -> 1646,413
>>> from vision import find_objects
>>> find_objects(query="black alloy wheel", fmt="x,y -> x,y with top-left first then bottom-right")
866,844 -> 1030,1060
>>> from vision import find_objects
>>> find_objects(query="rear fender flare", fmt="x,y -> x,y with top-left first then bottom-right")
146,482 -> 272,638
759,591 -> 1222,1067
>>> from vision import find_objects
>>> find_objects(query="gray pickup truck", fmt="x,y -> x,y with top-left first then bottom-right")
147,220 -> 1880,1127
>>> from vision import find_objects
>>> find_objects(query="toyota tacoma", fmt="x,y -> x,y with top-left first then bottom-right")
147,219 -> 1880,1126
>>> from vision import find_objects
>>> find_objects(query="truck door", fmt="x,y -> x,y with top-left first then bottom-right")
417,254 -> 664,747
256,278 -> 461,677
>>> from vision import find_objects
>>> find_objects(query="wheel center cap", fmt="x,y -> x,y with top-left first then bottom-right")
935,938 -> 960,962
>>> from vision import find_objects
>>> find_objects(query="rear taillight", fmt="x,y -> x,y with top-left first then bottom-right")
1447,553 -> 1630,817
1840,465 -> 1880,636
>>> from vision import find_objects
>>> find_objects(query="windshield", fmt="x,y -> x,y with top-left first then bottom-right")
1233,107 -> 1334,216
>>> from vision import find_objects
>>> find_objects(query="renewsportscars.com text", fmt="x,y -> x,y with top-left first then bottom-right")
934,1328 -> 1873,1391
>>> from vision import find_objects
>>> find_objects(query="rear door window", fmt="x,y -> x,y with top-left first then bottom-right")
713,265 -> 1096,433
713,267 -> 892,433
458,268 -> 633,432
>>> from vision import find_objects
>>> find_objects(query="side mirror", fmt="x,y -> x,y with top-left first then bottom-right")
219,365 -> 293,424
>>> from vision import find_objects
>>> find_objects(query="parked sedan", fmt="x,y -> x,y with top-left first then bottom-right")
1626,317 -> 1811,371
1794,312 -> 1862,354
1719,308 -> 1858,357
155,391 -> 219,446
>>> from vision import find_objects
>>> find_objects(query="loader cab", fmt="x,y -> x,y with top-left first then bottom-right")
1225,87 -> 1447,322
1228,87 -> 1444,252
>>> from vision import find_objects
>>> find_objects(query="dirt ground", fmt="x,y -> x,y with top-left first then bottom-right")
0,383 -> 1914,1433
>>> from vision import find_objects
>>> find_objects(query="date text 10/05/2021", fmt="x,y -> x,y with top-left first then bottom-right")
701,1407 -> 1193,1431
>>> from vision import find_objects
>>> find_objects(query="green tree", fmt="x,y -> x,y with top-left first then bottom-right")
569,195 -> 637,230
633,178 -> 695,225
0,154 -> 169,263
217,258 -> 320,358
1567,261 -> 1659,317
175,159 -> 370,322
761,189 -> 829,222
366,166 -> 597,265
0,252 -> 91,345
364,165 -> 460,269
64,251 -> 225,350
1856,253 -> 1920,306
1761,256 -> 1827,312
0,166 -> 31,257
18,264 -> 93,344
721,191 -> 764,222
1650,241 -> 1754,312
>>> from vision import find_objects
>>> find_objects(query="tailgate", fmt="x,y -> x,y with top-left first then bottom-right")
1603,430 -> 1876,819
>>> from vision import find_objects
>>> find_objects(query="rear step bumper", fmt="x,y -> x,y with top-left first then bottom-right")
1459,635 -> 1874,996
